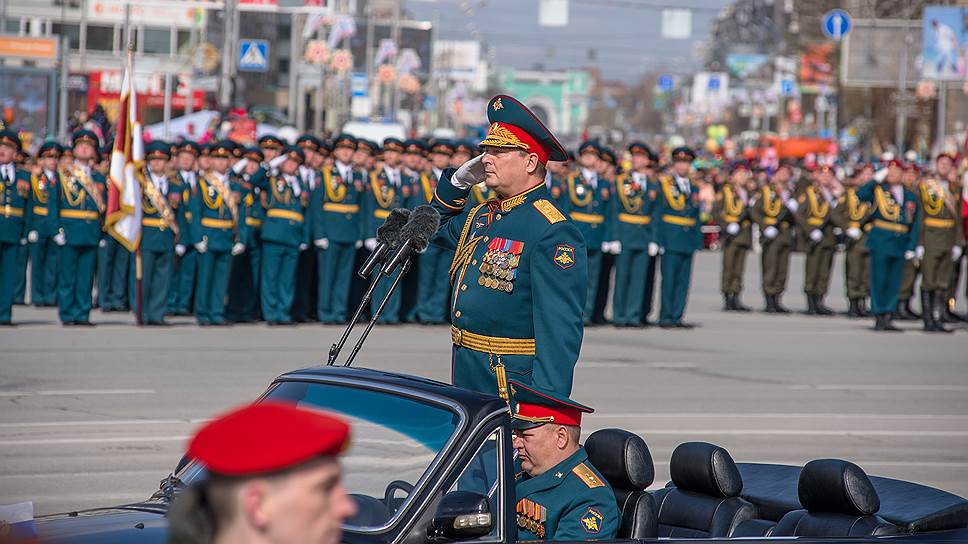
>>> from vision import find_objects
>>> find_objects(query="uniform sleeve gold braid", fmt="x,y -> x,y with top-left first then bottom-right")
479,122 -> 530,151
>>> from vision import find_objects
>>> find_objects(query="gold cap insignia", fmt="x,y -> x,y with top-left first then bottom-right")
493,98 -> 504,111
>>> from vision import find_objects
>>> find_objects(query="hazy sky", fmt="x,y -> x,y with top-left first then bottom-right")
405,0 -> 733,82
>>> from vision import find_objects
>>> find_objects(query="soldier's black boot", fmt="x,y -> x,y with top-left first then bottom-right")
880,313 -> 902,332
774,295 -> 791,314
815,296 -> 834,315
847,298 -> 860,318
764,294 -> 777,313
734,295 -> 751,312
857,298 -> 871,317
932,292 -> 953,333
873,314 -> 884,330
921,289 -> 936,332
722,293 -> 733,311
805,294 -> 818,315
898,298 -> 920,321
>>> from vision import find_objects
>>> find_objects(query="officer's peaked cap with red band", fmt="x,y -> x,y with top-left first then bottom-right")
479,95 -> 568,164
509,381 -> 594,431
187,401 -> 350,477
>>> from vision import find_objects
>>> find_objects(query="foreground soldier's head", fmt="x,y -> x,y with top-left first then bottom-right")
509,382 -> 594,477
167,402 -> 357,544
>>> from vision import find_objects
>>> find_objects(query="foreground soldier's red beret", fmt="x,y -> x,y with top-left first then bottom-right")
188,401 -> 350,476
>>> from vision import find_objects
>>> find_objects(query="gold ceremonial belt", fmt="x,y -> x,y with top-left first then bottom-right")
618,213 -> 650,225
806,217 -> 825,226
570,212 -> 605,224
324,203 -> 360,214
60,209 -> 97,220
245,217 -> 263,228
662,214 -> 695,227
873,219 -> 908,233
33,206 -> 48,216
267,209 -> 304,222
201,217 -> 234,229
925,218 -> 955,229
141,217 -> 167,229
374,209 -> 391,219
451,326 -> 536,356
2,206 -> 24,218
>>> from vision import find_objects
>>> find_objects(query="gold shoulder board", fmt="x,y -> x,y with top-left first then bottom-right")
533,199 -> 566,224
572,463 -> 605,488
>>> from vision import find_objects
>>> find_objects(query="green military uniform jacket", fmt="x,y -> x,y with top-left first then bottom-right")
138,170 -> 182,251
831,186 -> 873,249
855,180 -> 920,257
612,173 -> 654,249
432,172 -> 587,396
311,165 -> 363,244
176,170 -> 197,245
515,448 -> 619,541
651,173 -> 702,254
365,167 -> 412,235
28,169 -> 57,237
260,173 -> 309,248
750,185 -> 796,238
918,179 -> 963,251
1,165 -> 32,244
562,171 -> 611,248
795,185 -> 838,249
48,164 -> 105,247
712,185 -> 752,248
190,170 -> 244,253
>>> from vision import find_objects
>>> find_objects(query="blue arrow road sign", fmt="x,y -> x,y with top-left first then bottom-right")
822,9 -> 851,40
239,39 -> 269,72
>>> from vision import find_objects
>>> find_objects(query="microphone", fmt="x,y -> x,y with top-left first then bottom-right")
358,208 -> 411,279
381,205 -> 441,276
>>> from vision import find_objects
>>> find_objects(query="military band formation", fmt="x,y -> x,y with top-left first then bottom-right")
0,117 -> 966,334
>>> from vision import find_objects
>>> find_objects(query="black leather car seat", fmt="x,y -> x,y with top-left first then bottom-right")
585,429 -> 658,538
773,459 -> 899,537
652,442 -> 756,537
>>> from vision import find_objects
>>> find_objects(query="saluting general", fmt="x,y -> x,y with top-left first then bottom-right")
432,94 -> 587,398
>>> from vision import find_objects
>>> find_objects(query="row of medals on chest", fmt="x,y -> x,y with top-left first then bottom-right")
478,247 -> 519,293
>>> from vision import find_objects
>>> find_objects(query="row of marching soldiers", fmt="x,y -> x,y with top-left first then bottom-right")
0,127 -> 478,326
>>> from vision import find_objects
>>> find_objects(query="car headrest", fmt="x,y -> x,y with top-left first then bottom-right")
670,442 -> 743,498
798,459 -> 880,516
585,429 -> 654,491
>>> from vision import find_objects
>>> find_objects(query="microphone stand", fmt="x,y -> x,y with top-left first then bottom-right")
343,257 -> 412,367
327,268 -> 385,365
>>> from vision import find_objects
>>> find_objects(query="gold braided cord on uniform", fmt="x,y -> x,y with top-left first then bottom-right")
59,167 -> 86,208
323,168 -> 347,203
847,188 -> 869,222
617,175 -> 643,213
448,201 -> 489,284
722,185 -> 744,217
873,185 -> 900,221
199,176 -> 223,209
760,186 -> 782,217
136,167 -> 179,235
420,173 -> 434,204
70,165 -> 105,213
660,177 -> 686,211
919,182 -> 945,217
567,174 -> 593,207
200,172 -> 240,226
807,186 -> 829,220
31,173 -> 49,204
369,172 -> 395,208
270,176 -> 293,205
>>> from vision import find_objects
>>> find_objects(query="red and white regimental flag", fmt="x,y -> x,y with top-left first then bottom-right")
104,50 -> 143,252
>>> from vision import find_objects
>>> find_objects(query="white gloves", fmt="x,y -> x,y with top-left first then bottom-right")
364,238 -> 377,251
19,238 -> 27,246
726,222 -> 740,235
194,239 -> 208,254
231,242 -> 246,256
298,243 -> 308,251
648,242 -> 661,257
231,158 -> 248,174
785,199 -> 799,213
953,246 -> 964,261
600,241 -> 611,253
314,238 -> 329,249
451,154 -> 485,190
904,250 -> 916,261
846,227 -> 862,240
763,226 -> 779,239
915,246 -> 925,260
355,240 -> 363,249
809,229 -> 823,243
98,239 -> 108,248
175,244 -> 186,256
611,241 -> 622,254
54,232 -> 66,246
27,230 -> 39,243
873,168 -> 889,183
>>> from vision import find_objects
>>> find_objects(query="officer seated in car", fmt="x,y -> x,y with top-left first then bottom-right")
510,381 -> 619,541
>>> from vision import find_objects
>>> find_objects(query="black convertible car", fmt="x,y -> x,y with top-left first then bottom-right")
35,365 -> 968,543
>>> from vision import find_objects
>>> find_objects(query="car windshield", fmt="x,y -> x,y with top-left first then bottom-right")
178,379 -> 462,530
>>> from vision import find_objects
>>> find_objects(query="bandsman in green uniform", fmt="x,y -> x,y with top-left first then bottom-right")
11,147 -> 30,306
0,129 -> 32,325
415,140 -> 456,324
510,381 -> 619,541
312,134 -> 365,324
563,141 -> 613,325
432,94 -> 586,397
169,140 -> 201,316
832,164 -> 874,318
916,153 -> 963,333
653,147 -> 702,328
611,142 -> 656,327
854,159 -> 921,332
713,160 -> 755,312
364,137 -> 412,324
896,163 -> 922,320
751,163 -> 797,313
26,141 -> 62,307
592,148 -> 619,324
191,140 -> 246,326
259,145 -> 309,325
135,141 -> 182,325
50,130 -> 107,326
796,165 -> 839,316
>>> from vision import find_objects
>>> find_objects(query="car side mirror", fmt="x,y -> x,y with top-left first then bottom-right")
428,491 -> 493,542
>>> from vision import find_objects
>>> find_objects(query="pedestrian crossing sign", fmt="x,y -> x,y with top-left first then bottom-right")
239,39 -> 269,72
